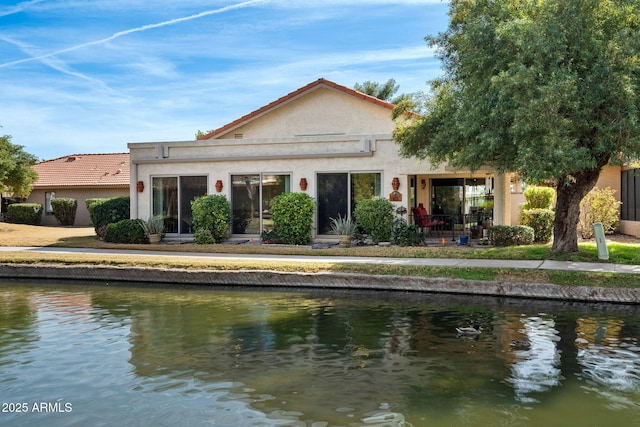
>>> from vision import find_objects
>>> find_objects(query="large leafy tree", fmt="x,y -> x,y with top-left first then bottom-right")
0,135 -> 38,197
394,0 -> 640,253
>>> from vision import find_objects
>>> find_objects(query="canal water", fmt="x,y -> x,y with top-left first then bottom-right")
1,280 -> 639,427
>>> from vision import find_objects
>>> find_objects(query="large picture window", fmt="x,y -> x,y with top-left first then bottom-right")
231,174 -> 290,234
621,169 -> 640,221
152,176 -> 207,234
317,172 -> 381,234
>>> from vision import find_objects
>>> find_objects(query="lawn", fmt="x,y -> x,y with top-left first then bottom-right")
2,223 -> 640,288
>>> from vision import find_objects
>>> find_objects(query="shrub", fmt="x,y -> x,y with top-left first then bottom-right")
104,219 -> 147,244
6,203 -> 42,225
260,229 -> 280,244
392,220 -> 425,246
85,198 -> 102,212
87,197 -> 130,234
51,197 -> 77,226
488,225 -> 534,247
270,192 -> 315,245
579,186 -> 621,239
329,214 -> 357,236
354,197 -> 394,243
191,194 -> 231,244
521,208 -> 554,243
140,216 -> 165,238
523,186 -> 555,210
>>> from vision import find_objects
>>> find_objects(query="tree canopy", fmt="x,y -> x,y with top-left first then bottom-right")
0,135 -> 38,197
354,78 -> 425,107
394,0 -> 640,252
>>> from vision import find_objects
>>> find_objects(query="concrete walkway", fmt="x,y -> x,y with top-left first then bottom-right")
2,246 -> 640,303
2,246 -> 640,274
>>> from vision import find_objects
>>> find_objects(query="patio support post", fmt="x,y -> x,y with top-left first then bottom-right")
493,172 -> 511,226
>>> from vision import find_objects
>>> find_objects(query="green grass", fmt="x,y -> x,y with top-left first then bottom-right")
3,224 -> 640,289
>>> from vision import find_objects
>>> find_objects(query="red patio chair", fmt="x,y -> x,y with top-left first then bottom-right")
412,203 -> 444,235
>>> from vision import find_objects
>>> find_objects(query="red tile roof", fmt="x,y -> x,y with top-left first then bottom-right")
32,153 -> 130,188
197,78 -> 398,140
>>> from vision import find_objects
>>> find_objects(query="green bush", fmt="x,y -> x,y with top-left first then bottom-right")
523,186 -> 555,210
51,197 -> 77,226
271,192 -> 315,245
521,208 -> 554,243
488,225 -> 535,247
6,203 -> 42,225
191,194 -> 231,244
87,197 -> 130,236
579,186 -> 621,238
85,198 -> 102,212
354,197 -> 394,243
392,220 -> 425,246
260,229 -> 280,244
104,219 -> 147,244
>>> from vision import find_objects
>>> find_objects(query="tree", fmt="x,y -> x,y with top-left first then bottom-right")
393,0 -> 640,253
0,135 -> 38,197
353,79 -> 422,109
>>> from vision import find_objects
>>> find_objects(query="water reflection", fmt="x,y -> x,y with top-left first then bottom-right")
1,281 -> 639,427
508,316 -> 563,402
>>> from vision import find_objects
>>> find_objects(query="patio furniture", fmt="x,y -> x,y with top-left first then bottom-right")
412,203 -> 445,235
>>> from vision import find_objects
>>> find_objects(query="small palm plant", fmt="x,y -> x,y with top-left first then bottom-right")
330,214 -> 356,247
140,216 -> 165,243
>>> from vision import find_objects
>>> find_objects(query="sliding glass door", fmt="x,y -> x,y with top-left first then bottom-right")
231,174 -> 290,234
317,172 -> 381,234
152,175 -> 207,234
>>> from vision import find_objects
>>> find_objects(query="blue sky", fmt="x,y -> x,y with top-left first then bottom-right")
0,0 -> 449,160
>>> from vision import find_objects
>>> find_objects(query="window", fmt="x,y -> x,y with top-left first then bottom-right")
45,192 -> 55,215
621,169 -> 640,221
231,174 -> 290,234
317,172 -> 381,234
152,176 -> 207,234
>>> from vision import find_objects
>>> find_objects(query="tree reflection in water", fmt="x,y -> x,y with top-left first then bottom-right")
1,283 -> 639,427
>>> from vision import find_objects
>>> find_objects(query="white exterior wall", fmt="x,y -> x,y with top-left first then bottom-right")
130,135 -> 416,228
128,81 -> 514,238
217,86 -> 396,139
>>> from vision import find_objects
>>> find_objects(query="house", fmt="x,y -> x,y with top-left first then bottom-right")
27,153 -> 130,226
127,78 -> 628,240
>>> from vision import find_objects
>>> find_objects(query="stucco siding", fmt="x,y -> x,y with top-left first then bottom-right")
216,87 -> 396,139
28,187 -> 128,226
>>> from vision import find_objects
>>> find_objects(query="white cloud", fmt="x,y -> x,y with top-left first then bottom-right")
0,0 -> 268,69
0,0 -> 448,159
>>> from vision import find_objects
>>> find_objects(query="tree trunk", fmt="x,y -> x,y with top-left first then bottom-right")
551,169 -> 603,253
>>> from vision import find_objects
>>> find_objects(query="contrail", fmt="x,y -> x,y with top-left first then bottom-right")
0,0 -> 268,69
0,35 -> 121,95
0,0 -> 45,18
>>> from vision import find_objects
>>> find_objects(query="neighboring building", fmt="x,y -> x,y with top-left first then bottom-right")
27,153 -> 130,226
127,78 -> 629,240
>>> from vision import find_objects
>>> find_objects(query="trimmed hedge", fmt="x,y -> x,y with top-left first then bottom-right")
87,196 -> 130,236
7,203 -> 42,225
191,194 -> 231,244
488,225 -> 535,247
51,197 -> 77,226
523,186 -> 555,209
271,192 -> 315,245
354,197 -> 394,243
521,208 -> 554,243
103,219 -> 147,244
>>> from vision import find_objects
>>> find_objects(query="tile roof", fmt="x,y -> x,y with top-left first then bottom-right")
197,78 -> 398,140
32,153 -> 130,188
